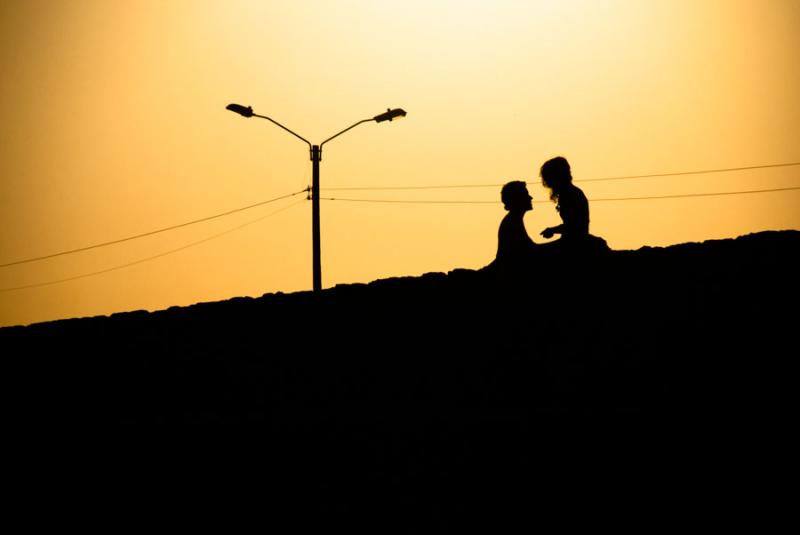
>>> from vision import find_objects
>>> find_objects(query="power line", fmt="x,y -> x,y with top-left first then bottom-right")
321,161 -> 800,191
322,198 -> 499,204
578,161 -> 800,183
0,199 -> 306,292
3,161 -> 797,269
319,186 -> 800,205
323,183 -> 503,192
588,186 -> 800,201
0,189 -> 308,268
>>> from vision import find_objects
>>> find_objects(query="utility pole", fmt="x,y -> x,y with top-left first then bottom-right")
226,104 -> 406,292
311,144 -> 321,291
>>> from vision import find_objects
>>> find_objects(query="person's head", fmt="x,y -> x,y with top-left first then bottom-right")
501,181 -> 533,212
540,156 -> 572,199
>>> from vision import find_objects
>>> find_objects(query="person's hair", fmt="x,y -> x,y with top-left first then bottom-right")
540,156 -> 572,201
501,181 -> 529,211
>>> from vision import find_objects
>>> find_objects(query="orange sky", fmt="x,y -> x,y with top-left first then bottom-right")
1,0 -> 798,327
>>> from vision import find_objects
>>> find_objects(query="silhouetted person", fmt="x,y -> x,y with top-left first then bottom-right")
491,181 -> 537,277
539,157 -> 589,242
539,156 -> 609,262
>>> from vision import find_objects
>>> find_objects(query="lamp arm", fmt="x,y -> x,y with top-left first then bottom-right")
320,119 -> 374,149
252,113 -> 312,149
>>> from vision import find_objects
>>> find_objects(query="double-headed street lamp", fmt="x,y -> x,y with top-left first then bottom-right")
226,103 -> 406,292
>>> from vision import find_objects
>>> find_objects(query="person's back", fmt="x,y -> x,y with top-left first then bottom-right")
556,182 -> 589,240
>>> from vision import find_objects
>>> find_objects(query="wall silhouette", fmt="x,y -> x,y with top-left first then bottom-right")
4,230 -> 796,526
4,229 -> 796,422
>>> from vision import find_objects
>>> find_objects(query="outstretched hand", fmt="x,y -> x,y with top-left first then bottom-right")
541,227 -> 555,239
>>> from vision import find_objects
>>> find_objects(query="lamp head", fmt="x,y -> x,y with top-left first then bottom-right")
226,103 -> 254,118
374,108 -> 407,123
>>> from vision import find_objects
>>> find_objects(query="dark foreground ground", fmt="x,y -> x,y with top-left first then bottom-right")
3,230 -> 797,527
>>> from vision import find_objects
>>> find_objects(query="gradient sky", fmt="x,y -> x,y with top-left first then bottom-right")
1,0 -> 798,327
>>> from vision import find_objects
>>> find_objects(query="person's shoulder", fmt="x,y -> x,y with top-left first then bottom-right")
569,182 -> 585,193
570,183 -> 588,200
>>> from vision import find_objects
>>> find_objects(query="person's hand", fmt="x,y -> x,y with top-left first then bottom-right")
541,227 -> 555,239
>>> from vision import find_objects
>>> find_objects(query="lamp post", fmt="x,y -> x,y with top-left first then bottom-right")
226,104 -> 406,292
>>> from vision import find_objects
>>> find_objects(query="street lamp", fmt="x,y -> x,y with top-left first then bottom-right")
226,103 -> 406,292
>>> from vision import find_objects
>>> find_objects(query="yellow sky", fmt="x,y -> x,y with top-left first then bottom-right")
1,0 -> 798,327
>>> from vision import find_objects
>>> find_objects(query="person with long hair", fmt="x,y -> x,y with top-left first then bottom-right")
539,156 -> 590,242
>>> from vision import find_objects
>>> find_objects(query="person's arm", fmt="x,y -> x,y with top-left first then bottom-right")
540,224 -> 562,239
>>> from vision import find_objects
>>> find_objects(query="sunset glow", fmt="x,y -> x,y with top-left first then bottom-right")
1,0 -> 798,326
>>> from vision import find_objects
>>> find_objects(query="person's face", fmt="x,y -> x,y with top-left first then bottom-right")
520,188 -> 533,212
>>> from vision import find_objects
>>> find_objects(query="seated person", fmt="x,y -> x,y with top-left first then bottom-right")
539,157 -> 589,242
539,156 -> 609,255
494,180 -> 537,268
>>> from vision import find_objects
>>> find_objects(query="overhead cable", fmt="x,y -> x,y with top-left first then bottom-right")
321,161 -> 800,191
319,186 -> 800,205
0,189 -> 308,268
0,199 -> 306,292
